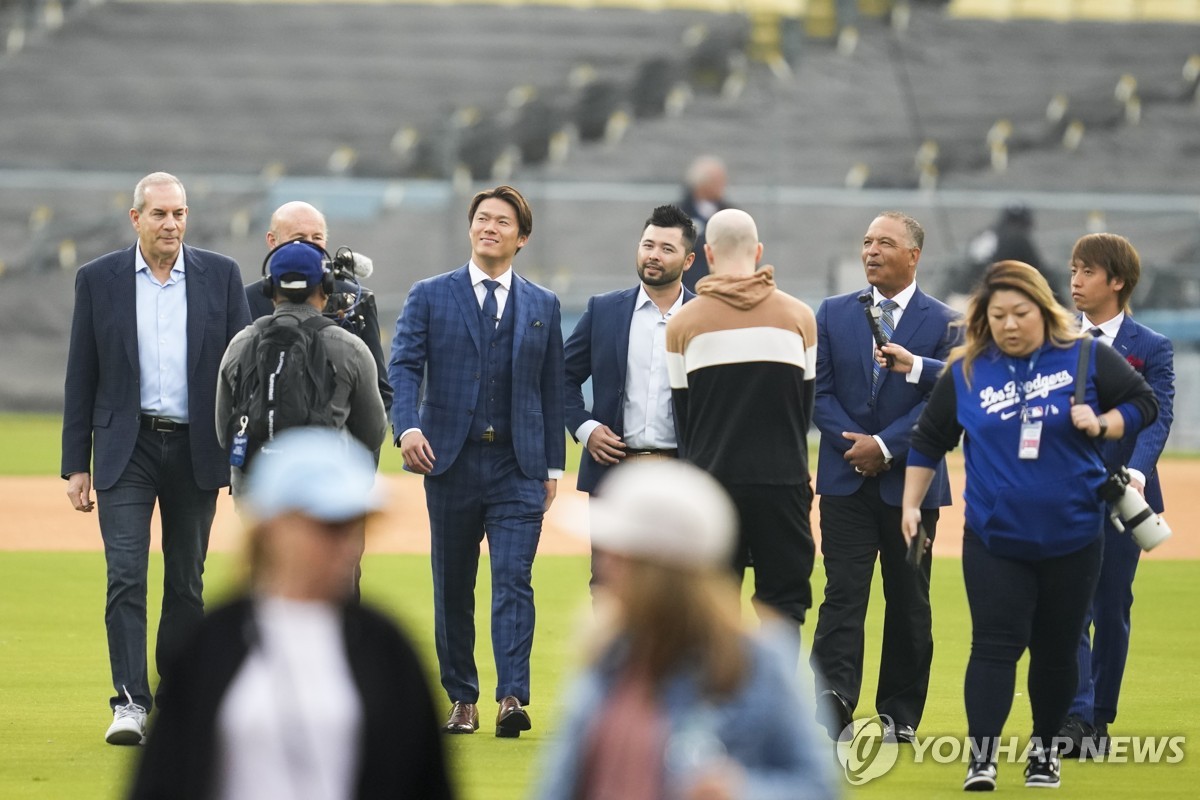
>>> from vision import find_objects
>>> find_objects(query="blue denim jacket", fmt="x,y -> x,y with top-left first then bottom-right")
534,624 -> 838,800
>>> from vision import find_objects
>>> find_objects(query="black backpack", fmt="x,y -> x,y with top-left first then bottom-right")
228,314 -> 339,465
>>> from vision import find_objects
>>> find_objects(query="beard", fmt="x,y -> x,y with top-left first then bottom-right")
637,260 -> 682,287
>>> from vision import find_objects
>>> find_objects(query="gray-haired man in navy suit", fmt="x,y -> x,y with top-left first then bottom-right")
62,172 -> 251,745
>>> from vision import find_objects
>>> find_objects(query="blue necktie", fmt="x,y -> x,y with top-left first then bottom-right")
871,298 -> 899,392
481,280 -> 500,330
1088,327 -> 1103,338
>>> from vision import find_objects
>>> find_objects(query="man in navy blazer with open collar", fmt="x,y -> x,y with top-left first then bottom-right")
810,211 -> 959,741
61,172 -> 250,744
1063,233 -> 1175,754
389,185 -> 565,739
564,205 -> 697,499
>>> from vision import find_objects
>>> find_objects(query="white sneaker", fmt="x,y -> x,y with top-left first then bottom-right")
105,688 -> 147,745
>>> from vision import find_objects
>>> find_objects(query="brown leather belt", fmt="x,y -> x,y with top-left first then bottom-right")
626,449 -> 678,458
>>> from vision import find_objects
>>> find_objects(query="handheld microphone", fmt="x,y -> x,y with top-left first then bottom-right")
859,293 -> 894,368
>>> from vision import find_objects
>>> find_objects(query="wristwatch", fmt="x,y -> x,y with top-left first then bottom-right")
1095,416 -> 1108,439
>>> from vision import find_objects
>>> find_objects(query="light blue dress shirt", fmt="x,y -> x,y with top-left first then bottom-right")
135,247 -> 189,423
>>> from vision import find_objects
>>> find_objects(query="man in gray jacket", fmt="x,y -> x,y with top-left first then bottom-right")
217,240 -> 387,492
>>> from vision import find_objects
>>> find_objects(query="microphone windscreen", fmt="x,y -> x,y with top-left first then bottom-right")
352,253 -> 373,280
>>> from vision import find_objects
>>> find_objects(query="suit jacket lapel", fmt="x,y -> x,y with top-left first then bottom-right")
449,265 -> 483,354
107,246 -> 140,376
1114,316 -> 1137,357
614,286 -> 639,389
184,245 -> 207,379
511,274 -> 531,355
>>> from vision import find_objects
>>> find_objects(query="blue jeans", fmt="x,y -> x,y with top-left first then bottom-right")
96,428 -> 216,711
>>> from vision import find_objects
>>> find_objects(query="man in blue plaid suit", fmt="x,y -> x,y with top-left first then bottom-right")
389,185 -> 565,738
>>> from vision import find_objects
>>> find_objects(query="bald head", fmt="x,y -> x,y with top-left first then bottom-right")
703,208 -> 761,275
267,201 -> 328,250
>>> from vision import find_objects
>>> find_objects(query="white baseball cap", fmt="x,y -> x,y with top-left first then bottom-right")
588,459 -> 737,570
244,427 -> 385,523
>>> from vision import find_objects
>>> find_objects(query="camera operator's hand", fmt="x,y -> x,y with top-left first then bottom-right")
900,506 -> 923,546
399,430 -> 436,474
878,342 -> 916,374
66,472 -> 95,512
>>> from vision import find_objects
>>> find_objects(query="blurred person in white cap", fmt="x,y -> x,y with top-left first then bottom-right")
535,460 -> 836,800
129,427 -> 453,800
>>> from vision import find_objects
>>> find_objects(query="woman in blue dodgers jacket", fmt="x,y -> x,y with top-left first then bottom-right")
899,261 -> 1157,792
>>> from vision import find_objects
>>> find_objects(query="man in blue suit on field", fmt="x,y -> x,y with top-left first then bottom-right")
389,185 -> 565,739
1060,232 -> 1175,757
61,172 -> 250,745
564,204 -> 696,584
810,211 -> 958,742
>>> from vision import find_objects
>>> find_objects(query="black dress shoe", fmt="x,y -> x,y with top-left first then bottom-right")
1057,714 -> 1095,759
496,696 -> 532,739
818,690 -> 854,739
443,701 -> 479,734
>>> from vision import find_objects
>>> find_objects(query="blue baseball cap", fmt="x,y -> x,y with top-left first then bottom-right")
244,427 -> 385,523
268,240 -> 327,290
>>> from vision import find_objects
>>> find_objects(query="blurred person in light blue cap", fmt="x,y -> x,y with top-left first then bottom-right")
535,459 -> 837,800
130,428 -> 454,800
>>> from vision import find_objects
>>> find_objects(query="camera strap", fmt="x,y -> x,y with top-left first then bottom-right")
1073,334 -> 1091,406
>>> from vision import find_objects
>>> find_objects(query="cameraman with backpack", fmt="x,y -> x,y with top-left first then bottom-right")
216,240 -> 387,499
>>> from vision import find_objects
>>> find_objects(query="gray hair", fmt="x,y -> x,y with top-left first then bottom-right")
132,172 -> 186,212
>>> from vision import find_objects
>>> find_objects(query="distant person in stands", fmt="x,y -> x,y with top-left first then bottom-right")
678,155 -> 732,293
534,459 -> 836,800
1060,233 -> 1175,758
244,201 -> 392,415
950,204 -> 1063,303
129,427 -> 454,800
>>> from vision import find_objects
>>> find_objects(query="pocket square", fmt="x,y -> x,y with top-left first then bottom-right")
531,320 -> 544,328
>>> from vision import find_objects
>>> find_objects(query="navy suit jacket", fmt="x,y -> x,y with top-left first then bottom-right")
62,243 -> 251,491
1099,316 -> 1174,513
814,286 -> 959,508
564,284 -> 695,494
388,264 -> 565,480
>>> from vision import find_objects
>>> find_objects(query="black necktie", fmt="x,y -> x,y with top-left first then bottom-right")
481,280 -> 500,328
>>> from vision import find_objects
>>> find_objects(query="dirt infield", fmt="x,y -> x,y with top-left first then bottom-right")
4,459 -> 1195,559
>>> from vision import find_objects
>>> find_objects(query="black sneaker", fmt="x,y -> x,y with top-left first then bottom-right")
963,759 -> 997,791
1024,748 -> 1062,788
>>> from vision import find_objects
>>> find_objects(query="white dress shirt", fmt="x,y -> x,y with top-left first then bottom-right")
575,286 -> 683,450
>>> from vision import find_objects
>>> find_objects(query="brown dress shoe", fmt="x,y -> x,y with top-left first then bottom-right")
495,696 -> 532,739
443,701 -> 479,734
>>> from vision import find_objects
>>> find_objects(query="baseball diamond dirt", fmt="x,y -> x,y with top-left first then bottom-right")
2,458 -> 1195,559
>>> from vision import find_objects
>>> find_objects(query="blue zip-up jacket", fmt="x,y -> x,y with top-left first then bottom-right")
910,339 -> 1157,559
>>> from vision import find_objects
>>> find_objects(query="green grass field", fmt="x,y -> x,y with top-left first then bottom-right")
2,554 -> 1197,799
3,414 -> 1197,798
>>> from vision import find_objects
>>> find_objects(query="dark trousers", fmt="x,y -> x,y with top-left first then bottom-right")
726,482 -> 815,628
810,481 -> 938,728
1070,518 -> 1141,726
424,440 -> 543,705
96,428 -> 216,711
962,529 -> 1103,756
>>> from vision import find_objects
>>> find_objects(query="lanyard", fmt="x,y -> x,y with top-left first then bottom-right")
1004,349 -> 1041,423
